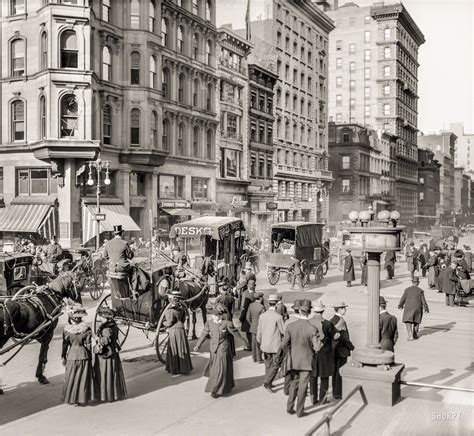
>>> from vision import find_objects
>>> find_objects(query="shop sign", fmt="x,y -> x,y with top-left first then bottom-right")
266,202 -> 278,211
160,200 -> 190,208
94,213 -> 106,221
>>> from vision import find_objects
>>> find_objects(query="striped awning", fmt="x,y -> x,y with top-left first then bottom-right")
82,203 -> 141,244
161,208 -> 199,218
0,203 -> 57,239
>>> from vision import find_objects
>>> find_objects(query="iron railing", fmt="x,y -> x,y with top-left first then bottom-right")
400,381 -> 474,393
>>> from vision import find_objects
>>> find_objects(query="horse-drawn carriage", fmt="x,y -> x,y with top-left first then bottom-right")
0,252 -> 34,297
266,222 -> 329,286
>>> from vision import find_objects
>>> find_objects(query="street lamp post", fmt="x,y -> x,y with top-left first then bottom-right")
87,157 -> 111,250
310,183 -> 326,223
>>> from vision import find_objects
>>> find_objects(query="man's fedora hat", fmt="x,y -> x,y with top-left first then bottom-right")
268,294 -> 282,302
313,300 -> 326,312
379,296 -> 387,305
412,276 -> 420,284
332,301 -> 348,308
299,299 -> 312,312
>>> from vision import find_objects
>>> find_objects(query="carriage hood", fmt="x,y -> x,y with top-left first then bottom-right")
169,216 -> 245,240
271,222 -> 324,248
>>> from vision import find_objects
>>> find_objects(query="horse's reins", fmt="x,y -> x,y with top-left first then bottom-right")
155,249 -> 203,282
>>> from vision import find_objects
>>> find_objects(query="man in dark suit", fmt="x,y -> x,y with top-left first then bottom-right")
330,301 -> 354,399
43,235 -> 63,275
443,261 -> 458,307
280,300 -> 322,417
247,292 -> 265,363
384,251 -> 396,279
379,296 -> 398,352
405,242 -> 417,280
343,249 -> 355,287
398,277 -> 429,340
104,225 -> 134,299
239,280 -> 256,351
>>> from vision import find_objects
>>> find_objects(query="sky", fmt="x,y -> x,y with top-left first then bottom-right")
216,0 -> 474,134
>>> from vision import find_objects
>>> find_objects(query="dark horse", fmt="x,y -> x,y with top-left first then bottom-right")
0,273 -> 80,391
176,279 -> 209,340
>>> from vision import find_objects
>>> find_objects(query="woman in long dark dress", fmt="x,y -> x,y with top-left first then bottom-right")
94,308 -> 128,402
164,291 -> 193,375
62,304 -> 96,405
194,305 -> 248,397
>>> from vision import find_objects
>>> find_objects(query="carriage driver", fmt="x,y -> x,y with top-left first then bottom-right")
103,225 -> 135,299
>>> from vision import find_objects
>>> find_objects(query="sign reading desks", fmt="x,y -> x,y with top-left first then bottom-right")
94,213 -> 106,221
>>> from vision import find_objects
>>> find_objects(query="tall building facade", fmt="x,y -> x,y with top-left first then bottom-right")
417,149 -> 441,229
237,0 -> 335,223
0,0 -> 218,248
451,123 -> 474,172
327,2 -> 425,224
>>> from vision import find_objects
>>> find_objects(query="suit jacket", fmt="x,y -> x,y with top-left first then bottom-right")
398,285 -> 429,323
239,291 -> 256,332
330,314 -> 354,359
247,300 -> 265,334
379,311 -> 398,352
280,318 -> 321,372
196,319 -> 240,354
104,237 -> 134,269
256,308 -> 284,353
309,314 -> 336,377
343,255 -> 355,281
275,301 -> 289,321
443,266 -> 457,294
384,251 -> 396,268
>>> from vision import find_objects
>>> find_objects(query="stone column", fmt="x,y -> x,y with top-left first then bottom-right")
367,251 -> 381,349
57,159 -> 79,249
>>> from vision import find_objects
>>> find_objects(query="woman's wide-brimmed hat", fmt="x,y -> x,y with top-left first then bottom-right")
97,307 -> 115,319
68,303 -> 87,318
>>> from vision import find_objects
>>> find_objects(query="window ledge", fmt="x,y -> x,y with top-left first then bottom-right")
6,13 -> 27,22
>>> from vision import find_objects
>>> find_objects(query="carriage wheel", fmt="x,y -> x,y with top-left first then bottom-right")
267,266 -> 280,285
12,285 -> 37,300
93,293 -> 130,348
322,260 -> 329,276
89,269 -> 106,300
314,266 -> 324,285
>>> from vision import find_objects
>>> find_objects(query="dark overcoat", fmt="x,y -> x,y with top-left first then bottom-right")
330,315 -> 354,359
442,267 -> 457,295
308,315 -> 335,378
343,255 -> 355,281
384,251 -> 396,269
379,311 -> 398,352
239,291 -> 256,333
246,300 -> 265,334
398,285 -> 429,324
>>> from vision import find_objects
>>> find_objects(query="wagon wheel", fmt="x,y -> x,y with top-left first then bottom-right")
89,269 -> 106,300
314,265 -> 324,285
93,293 -> 130,348
267,266 -> 280,285
155,301 -> 190,364
12,285 -> 37,300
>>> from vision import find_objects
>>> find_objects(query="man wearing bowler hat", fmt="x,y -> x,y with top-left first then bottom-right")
247,292 -> 265,363
343,249 -> 355,287
398,276 -> 429,340
280,299 -> 321,417
104,225 -> 134,299
379,296 -> 398,352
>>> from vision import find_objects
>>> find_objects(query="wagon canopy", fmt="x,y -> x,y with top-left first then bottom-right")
271,222 -> 324,248
169,216 -> 245,240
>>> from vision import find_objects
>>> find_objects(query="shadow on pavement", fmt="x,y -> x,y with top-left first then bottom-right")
418,322 -> 456,337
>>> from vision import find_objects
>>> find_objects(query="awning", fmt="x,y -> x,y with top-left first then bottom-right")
375,200 -> 389,205
82,204 -> 141,244
0,203 -> 57,240
161,208 -> 199,218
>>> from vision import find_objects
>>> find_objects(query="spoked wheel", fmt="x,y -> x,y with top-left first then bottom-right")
267,266 -> 280,285
89,269 -> 106,300
314,265 -> 324,285
93,293 -> 130,348
321,259 -> 329,276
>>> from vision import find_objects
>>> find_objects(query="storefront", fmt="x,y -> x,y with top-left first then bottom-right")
158,200 -> 198,240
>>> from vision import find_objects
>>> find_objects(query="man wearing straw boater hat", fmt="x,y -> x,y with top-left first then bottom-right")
103,225 -> 134,299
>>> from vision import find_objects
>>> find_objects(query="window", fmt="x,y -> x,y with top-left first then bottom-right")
349,61 -> 355,71
384,66 -> 390,77
60,95 -> 78,137
206,83 -> 213,111
161,18 -> 169,47
336,95 -> 342,106
40,96 -> 46,139
206,40 -> 212,65
130,108 -> 140,146
130,172 -> 146,196
11,0 -> 25,15
60,31 -> 78,68
384,28 -> 391,40
350,98 -> 355,108
342,178 -> 350,193
130,0 -> 140,28
160,175 -> 184,199
364,105 -> 370,117
130,51 -> 140,84
151,111 -> 158,148
150,55 -> 157,87
350,80 -> 355,90
336,40 -> 342,51
11,38 -> 25,76
342,156 -> 350,169
364,31 -> 371,43
384,47 -> 391,59
177,26 -> 184,53
336,58 -> 342,69
178,74 -> 186,103
18,168 -> 57,196
149,1 -> 156,32
192,34 -> 199,60
383,103 -> 390,116
266,155 -> 273,178
193,79 -> 199,107
102,0 -> 111,22
11,100 -> 25,142
192,177 -> 208,199
102,46 -> 112,81
162,68 -> 170,99
349,43 -> 356,54
192,0 -> 198,15
364,49 -> 370,61
220,149 -> 240,178
420,192 -> 424,201
206,129 -> 213,159
364,87 -> 371,98
40,32 -> 48,70
336,76 -> 342,88
419,177 -> 425,185
364,15 -> 371,24
336,113 -> 342,123
384,85 -> 390,95
205,0 -> 211,21
162,118 -> 170,150
364,68 -> 370,79
177,123 -> 185,154
103,105 -> 112,145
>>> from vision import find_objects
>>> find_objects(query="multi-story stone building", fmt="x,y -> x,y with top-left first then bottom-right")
461,173 -> 471,225
247,63 -> 278,235
215,26 -> 252,226
237,0 -> 334,223
327,2 -> 425,224
327,122 -> 393,225
454,168 -> 471,226
416,149 -> 441,229
0,0 -> 218,248
450,123 -> 474,172
418,131 -> 457,226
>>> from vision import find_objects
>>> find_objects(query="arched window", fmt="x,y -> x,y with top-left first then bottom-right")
40,32 -> 48,70
177,26 -> 184,53
177,122 -> 185,155
192,34 -> 199,60
161,18 -> 169,47
192,0 -> 199,15
206,40 -> 212,65
150,55 -> 157,88
102,46 -> 112,81
205,0 -> 211,21
193,125 -> 200,157
60,94 -> 78,138
102,0 -> 111,22
206,129 -> 213,160
193,79 -> 200,107
130,108 -> 140,146
149,1 -> 156,32
103,105 -> 112,145
206,83 -> 213,111
11,100 -> 25,142
60,31 -> 78,68
130,0 -> 140,28
11,38 -> 25,76
178,73 -> 186,103
130,51 -> 140,85
162,118 -> 170,150
151,111 -> 158,148
162,68 -> 170,99
40,96 -> 46,139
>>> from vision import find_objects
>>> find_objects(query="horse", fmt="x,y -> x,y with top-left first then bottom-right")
176,279 -> 209,340
0,273 -> 81,391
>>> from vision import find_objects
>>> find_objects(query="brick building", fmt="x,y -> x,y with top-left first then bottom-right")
416,149 -> 440,229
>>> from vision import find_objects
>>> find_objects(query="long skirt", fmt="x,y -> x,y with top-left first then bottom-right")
204,347 -> 235,396
428,267 -> 437,288
166,327 -> 193,375
62,359 -> 96,405
94,354 -> 128,402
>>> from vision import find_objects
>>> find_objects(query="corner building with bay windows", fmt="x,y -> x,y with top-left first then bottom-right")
0,0 -> 218,248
